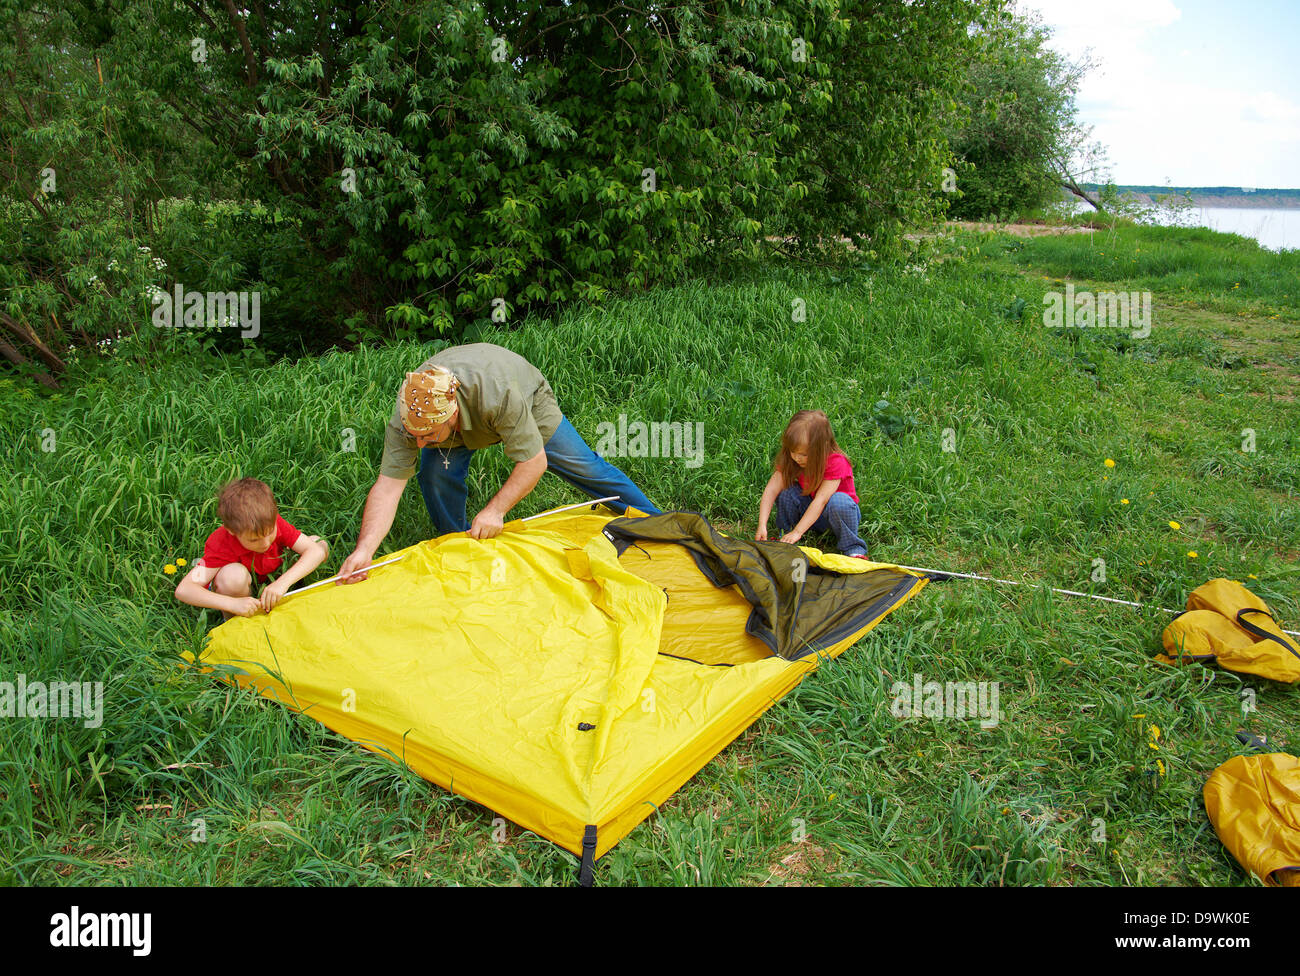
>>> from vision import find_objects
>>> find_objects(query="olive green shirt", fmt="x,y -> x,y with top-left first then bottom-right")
380,343 -> 563,480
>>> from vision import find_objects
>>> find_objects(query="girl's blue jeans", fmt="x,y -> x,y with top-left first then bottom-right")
417,416 -> 663,535
775,485 -> 868,557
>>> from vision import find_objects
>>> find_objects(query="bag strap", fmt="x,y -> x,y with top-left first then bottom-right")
1164,616 -> 1217,662
578,824 -> 598,887
1237,608 -> 1300,661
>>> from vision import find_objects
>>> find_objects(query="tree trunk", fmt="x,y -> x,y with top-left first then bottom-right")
0,311 -> 67,374
0,338 -> 60,389
1059,175 -> 1103,212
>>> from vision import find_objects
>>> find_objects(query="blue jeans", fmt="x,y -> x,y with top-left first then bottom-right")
775,485 -> 868,557
417,415 -> 663,534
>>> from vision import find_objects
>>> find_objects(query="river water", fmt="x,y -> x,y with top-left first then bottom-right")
1067,200 -> 1297,251
1149,206 -> 1297,252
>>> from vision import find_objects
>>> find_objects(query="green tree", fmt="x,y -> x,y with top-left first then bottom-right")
3,0 -> 996,384
947,6 -> 1104,220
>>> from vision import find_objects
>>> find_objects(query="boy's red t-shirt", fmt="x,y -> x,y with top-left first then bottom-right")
202,515 -> 302,578
797,451 -> 859,504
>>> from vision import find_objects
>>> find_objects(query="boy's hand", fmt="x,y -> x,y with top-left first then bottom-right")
260,579 -> 290,613
233,597 -> 262,617
780,531 -> 802,545
755,525 -> 768,541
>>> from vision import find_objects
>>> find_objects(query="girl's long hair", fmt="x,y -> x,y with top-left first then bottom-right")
774,410 -> 841,496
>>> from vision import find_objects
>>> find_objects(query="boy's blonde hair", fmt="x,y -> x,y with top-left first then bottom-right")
217,477 -> 278,536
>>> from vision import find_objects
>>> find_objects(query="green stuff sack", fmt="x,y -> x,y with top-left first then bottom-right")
1204,753 -> 1300,887
1158,578 -> 1300,683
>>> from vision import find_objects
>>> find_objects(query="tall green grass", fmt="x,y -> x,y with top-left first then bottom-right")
963,220 -> 1299,319
1,221 -> 1296,885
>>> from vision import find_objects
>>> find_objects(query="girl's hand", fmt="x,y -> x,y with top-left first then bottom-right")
756,524 -> 768,541
234,597 -> 261,617
260,580 -> 290,613
780,531 -> 802,545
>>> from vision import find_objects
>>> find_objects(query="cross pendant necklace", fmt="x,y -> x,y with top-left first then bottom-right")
441,450 -> 450,470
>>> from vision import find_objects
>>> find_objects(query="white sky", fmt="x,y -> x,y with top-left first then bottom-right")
1020,0 -> 1300,187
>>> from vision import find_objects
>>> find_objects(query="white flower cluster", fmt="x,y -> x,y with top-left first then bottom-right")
137,246 -> 166,269
91,246 -> 165,287
96,329 -> 124,353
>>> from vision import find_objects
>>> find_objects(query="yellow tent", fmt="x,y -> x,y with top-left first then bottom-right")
198,507 -> 929,882
1204,753 -> 1300,886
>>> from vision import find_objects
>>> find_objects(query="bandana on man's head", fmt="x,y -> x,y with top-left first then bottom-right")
397,366 -> 459,434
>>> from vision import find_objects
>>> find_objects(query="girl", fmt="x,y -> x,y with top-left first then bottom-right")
756,410 -> 869,559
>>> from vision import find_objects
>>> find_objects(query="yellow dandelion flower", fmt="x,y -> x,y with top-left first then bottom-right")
164,564 -> 177,574
1121,498 -> 1130,505
1168,520 -> 1180,530
1103,476 -> 1109,481
1187,551 -> 1198,558
828,793 -> 836,801
1249,574 -> 1258,579
1157,759 -> 1166,777
176,558 -> 187,567
1149,725 -> 1160,740
1001,807 -> 1011,816
1132,713 -> 1146,719
1104,458 -> 1115,468
1149,741 -> 1160,750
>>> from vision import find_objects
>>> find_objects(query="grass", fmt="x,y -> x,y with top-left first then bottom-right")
1,221 -> 1296,886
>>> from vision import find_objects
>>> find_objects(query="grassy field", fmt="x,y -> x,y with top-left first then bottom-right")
1,220 -> 1296,885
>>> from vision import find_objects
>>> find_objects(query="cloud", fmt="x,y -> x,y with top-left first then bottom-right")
1017,0 -> 1298,184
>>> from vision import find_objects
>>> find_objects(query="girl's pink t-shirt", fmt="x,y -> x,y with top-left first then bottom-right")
797,452 -> 859,504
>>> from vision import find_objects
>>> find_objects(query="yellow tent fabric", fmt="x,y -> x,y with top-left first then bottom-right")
1204,753 -> 1300,887
1158,578 -> 1300,683
196,507 -> 928,868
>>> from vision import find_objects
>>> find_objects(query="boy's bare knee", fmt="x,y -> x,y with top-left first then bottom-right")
213,563 -> 252,595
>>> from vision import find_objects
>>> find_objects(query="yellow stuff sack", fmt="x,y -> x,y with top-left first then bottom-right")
1158,578 -> 1300,683
1204,753 -> 1300,887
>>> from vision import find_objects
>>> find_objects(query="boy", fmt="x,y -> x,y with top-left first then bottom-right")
175,477 -> 329,619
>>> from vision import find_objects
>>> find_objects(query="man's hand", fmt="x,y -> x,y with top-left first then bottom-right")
469,508 -> 504,540
471,450 -> 545,540
756,525 -> 769,542
780,531 -> 802,545
233,597 -> 261,617
260,579 -> 290,613
344,475 -> 406,583
337,548 -> 376,584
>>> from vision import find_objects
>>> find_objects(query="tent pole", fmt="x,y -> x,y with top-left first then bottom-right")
283,554 -> 406,597
899,564 -> 1300,637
